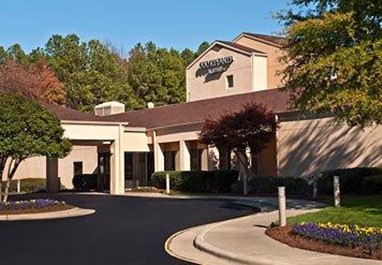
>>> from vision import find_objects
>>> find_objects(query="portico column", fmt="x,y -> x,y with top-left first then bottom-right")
153,131 -> 164,171
46,157 -> 60,193
179,140 -> 191,171
110,124 -> 125,195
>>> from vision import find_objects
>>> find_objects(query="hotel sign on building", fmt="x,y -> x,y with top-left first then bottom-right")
198,56 -> 234,75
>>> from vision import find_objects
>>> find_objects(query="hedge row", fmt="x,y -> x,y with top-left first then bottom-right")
231,177 -> 312,196
151,170 -> 239,193
317,167 -> 382,195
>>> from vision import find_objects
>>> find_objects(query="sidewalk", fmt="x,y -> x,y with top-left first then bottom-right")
166,200 -> 382,265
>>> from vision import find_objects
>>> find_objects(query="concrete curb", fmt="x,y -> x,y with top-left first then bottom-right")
0,207 -> 95,221
193,214 -> 279,265
165,226 -> 204,265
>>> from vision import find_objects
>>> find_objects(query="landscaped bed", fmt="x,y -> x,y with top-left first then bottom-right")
0,199 -> 73,215
266,195 -> 382,260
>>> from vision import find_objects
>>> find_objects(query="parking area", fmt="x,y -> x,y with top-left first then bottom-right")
0,193 -> 253,265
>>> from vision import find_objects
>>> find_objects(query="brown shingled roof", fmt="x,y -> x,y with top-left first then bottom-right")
217,41 -> 266,55
242,32 -> 285,46
102,88 -> 293,129
43,103 -> 107,122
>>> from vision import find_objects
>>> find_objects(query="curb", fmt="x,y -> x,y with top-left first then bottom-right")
0,207 -> 96,221
164,227 -> 204,265
193,214 -> 279,265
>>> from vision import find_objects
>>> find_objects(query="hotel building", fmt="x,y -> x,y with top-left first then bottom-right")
5,32 -> 382,194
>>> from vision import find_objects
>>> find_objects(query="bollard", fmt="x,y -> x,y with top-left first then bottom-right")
278,186 -> 286,227
166,173 -> 170,194
17,179 -> 21,193
312,180 -> 318,199
243,173 -> 248,196
333,175 -> 340,207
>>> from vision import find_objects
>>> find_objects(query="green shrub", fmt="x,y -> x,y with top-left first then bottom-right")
1,178 -> 47,193
361,175 -> 382,195
318,167 -> 382,195
72,174 -> 109,191
233,177 -> 311,196
151,170 -> 238,193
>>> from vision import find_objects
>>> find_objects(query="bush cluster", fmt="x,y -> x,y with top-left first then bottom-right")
231,177 -> 311,196
361,175 -> 382,195
72,174 -> 110,191
317,167 -> 382,195
151,170 -> 239,193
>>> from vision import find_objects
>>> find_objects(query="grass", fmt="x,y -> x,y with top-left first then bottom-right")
288,195 -> 382,228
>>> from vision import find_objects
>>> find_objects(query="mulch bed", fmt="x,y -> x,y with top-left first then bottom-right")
0,204 -> 74,215
266,225 -> 382,260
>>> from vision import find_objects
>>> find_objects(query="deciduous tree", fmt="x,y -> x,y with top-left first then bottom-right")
0,92 -> 72,201
200,104 -> 278,194
0,59 -> 65,104
279,0 -> 382,126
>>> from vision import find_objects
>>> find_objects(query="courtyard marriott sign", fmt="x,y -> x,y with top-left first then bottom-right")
199,56 -> 234,75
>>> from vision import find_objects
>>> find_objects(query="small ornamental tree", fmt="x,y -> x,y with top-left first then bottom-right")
0,92 -> 72,201
200,104 -> 278,184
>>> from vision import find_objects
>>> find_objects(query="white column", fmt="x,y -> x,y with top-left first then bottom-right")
179,140 -> 190,171
153,131 -> 164,171
110,124 -> 125,195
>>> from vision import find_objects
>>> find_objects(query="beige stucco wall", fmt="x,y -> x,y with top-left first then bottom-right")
234,35 -> 286,89
258,136 -> 277,177
186,45 -> 261,102
122,131 -> 150,152
58,145 -> 98,188
277,117 -> 382,177
4,145 -> 98,189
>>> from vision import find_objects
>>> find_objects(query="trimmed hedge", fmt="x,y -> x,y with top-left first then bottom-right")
361,175 -> 382,195
151,170 -> 239,193
3,178 -> 47,193
72,174 -> 110,191
231,177 -> 311,196
317,167 -> 382,195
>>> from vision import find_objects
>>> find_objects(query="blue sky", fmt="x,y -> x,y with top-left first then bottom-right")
1,0 -> 291,55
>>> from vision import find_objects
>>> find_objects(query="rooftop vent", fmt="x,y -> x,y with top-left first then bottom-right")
94,101 -> 125,116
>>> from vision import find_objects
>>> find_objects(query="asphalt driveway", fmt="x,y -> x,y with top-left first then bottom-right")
0,193 -> 254,265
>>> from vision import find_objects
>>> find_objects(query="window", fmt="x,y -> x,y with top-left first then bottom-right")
226,75 -> 234,89
190,149 -> 203,170
164,151 -> 176,171
73,162 -> 83,176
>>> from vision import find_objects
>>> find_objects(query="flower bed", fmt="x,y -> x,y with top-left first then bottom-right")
0,199 -> 73,215
292,222 -> 382,252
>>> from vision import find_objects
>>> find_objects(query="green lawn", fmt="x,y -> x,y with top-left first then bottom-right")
288,195 -> 382,228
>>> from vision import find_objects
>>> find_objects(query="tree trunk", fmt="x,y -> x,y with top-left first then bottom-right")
3,157 -> 24,202
0,156 -> 8,202
2,178 -> 11,202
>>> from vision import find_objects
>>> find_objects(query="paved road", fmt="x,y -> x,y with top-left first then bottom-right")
0,194 -> 254,265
